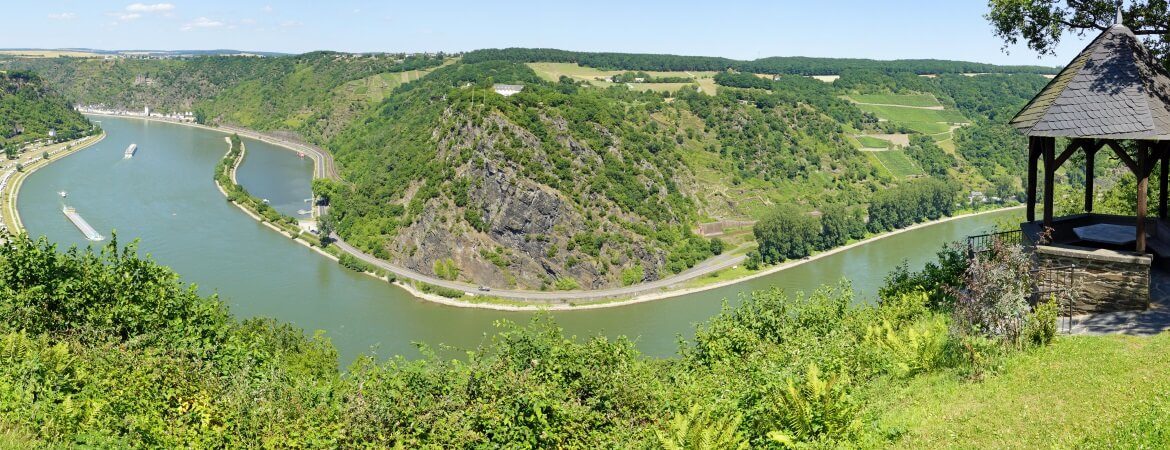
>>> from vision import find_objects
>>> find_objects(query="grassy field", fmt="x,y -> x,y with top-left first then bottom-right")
526,62 -> 717,94
856,103 -> 967,123
335,60 -> 452,104
869,149 -> 923,178
871,334 -> 1170,449
856,135 -> 892,148
849,93 -> 941,107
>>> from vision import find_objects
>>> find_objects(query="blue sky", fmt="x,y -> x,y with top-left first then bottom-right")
4,1 -> 1096,66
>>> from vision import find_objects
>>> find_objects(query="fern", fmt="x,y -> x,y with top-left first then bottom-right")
656,404 -> 750,450
767,364 -> 861,447
866,315 -> 949,377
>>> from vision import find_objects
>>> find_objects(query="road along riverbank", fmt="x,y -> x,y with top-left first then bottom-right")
1,132 -> 106,234
79,112 -> 1019,310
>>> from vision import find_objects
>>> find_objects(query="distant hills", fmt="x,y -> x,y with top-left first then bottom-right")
0,48 -> 290,58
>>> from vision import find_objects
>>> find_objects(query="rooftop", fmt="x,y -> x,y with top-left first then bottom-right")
1010,24 -> 1170,140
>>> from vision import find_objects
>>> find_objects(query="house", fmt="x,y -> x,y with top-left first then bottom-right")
493,84 -> 524,96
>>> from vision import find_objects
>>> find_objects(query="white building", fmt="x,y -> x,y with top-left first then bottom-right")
493,84 -> 524,97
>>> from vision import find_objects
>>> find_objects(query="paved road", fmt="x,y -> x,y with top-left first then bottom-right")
333,236 -> 747,301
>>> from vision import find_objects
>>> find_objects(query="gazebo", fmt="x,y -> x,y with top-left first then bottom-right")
1011,21 -> 1170,313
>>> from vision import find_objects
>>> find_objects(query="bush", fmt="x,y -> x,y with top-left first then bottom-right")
865,314 -> 950,378
764,365 -> 862,447
418,282 -> 465,299
338,253 -> 373,273
953,241 -> 1032,343
554,277 -> 580,290
656,405 -> 749,450
1023,297 -> 1059,347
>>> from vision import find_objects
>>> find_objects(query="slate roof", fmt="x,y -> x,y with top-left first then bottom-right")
1011,24 -> 1170,140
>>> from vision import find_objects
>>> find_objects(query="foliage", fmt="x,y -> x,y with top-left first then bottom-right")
764,364 -> 863,447
0,71 -> 93,147
1023,296 -> 1059,347
753,205 -> 820,264
867,178 -> 959,233
865,314 -> 951,378
462,48 -> 1058,75
986,0 -> 1170,63
904,135 -> 955,178
655,405 -> 749,450
953,240 -> 1033,343
878,243 -> 968,309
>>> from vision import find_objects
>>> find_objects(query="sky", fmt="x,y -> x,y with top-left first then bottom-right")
2,1 -> 1100,66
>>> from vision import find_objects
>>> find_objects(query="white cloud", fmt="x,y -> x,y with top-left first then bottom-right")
181,16 -> 225,31
47,12 -> 77,20
125,3 -> 175,13
240,18 -> 257,25
280,20 -> 303,28
262,5 -> 274,13
107,12 -> 142,21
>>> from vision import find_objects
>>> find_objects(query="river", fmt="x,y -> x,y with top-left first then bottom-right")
17,116 -> 1021,363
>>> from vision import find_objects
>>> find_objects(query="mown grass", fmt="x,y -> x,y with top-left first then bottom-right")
850,93 -> 941,107
870,149 -> 923,178
872,334 -> 1170,449
856,103 -> 967,123
856,135 -> 892,148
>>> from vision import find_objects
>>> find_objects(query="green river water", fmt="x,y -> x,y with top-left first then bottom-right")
17,116 -> 1020,363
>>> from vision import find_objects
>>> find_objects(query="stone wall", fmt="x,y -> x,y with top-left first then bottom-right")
1033,245 -> 1150,313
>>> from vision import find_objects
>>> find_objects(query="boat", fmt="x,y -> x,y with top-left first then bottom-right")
58,191 -> 67,198
124,143 -> 137,159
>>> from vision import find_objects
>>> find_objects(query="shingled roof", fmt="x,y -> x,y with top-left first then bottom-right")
1011,24 -> 1170,140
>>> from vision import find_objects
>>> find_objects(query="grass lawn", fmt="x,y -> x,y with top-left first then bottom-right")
872,334 -> 1170,449
869,149 -> 923,178
856,135 -> 892,148
850,93 -> 941,107
856,103 -> 967,123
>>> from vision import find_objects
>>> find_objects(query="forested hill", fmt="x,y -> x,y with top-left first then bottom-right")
461,48 -> 1060,75
0,71 -> 92,148
1,51 -> 1048,289
2,52 -> 446,143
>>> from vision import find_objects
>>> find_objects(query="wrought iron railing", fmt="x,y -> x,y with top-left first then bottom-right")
966,229 -> 1024,258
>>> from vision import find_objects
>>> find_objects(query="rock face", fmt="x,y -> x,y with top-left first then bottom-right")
388,111 -> 675,290
1034,245 -> 1151,313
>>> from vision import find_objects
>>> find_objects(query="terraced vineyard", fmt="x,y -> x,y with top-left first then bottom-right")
849,93 -> 941,107
868,149 -> 924,178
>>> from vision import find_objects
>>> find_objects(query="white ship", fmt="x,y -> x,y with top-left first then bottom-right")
124,143 -> 137,159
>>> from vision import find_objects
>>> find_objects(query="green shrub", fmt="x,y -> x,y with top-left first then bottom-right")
656,404 -> 749,450
765,364 -> 862,447
621,265 -> 645,286
865,314 -> 950,378
418,282 -> 465,299
1023,297 -> 1059,347
553,277 -> 580,290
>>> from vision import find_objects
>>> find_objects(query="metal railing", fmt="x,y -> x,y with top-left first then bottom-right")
1031,264 -> 1078,334
966,229 -> 1024,258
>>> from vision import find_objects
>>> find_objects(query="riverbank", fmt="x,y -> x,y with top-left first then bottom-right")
76,113 -> 1019,310
1,132 -> 106,233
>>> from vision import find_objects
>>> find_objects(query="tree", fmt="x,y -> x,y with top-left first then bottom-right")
818,204 -> 866,250
42,151 -> 49,160
754,205 -> 820,264
987,1 -> 1170,64
4,146 -> 15,160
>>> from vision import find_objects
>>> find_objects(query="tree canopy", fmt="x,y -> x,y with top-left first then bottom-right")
987,0 -> 1170,64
